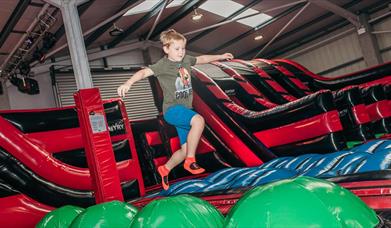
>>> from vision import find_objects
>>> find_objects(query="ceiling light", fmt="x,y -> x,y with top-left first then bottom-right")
254,35 -> 263,40
191,9 -> 203,21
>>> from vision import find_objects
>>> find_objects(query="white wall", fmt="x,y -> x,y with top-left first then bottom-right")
279,9 -> 391,77
7,72 -> 56,110
106,49 -> 144,68
289,32 -> 364,76
374,10 -> 391,51
374,12 -> 391,62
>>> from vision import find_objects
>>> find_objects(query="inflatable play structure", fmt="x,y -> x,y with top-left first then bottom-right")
37,177 -> 382,227
0,59 -> 390,227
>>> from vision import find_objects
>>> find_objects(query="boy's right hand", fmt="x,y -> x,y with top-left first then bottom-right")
117,83 -> 131,97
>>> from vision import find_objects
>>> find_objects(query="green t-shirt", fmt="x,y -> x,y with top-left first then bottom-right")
148,55 -> 197,113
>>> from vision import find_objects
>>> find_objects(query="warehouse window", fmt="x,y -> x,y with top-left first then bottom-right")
123,0 -> 186,16
123,0 -> 272,28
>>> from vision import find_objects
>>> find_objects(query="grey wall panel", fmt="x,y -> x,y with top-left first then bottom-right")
374,16 -> 391,50
381,49 -> 391,62
55,72 -> 159,121
280,11 -> 390,77
323,60 -> 366,77
374,16 -> 391,62
8,72 -> 56,109
106,50 -> 144,68
291,32 -> 362,76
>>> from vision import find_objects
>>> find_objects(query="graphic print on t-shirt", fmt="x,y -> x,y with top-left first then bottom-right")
175,67 -> 192,99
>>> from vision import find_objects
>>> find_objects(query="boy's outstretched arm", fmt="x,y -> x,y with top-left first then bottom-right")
117,68 -> 154,97
196,53 -> 234,64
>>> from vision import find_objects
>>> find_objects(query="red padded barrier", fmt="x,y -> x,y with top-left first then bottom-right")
340,180 -> 391,210
196,137 -> 215,154
0,116 -> 92,189
168,135 -> 214,155
0,115 -> 144,190
170,136 -> 181,152
74,88 -> 123,203
0,194 -> 53,228
254,59 -> 312,93
274,59 -> 391,83
145,131 -> 162,146
232,59 -> 296,102
25,130 -> 127,154
358,78 -> 391,88
193,93 -> 263,166
351,104 -> 371,124
153,157 -> 168,168
25,128 -> 82,153
253,111 -> 342,147
366,100 -> 391,120
117,100 -> 145,196
212,61 -> 277,109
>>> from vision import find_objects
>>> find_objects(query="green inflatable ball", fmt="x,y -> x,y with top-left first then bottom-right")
225,176 -> 379,228
130,194 -> 224,228
36,205 -> 84,228
70,200 -> 138,228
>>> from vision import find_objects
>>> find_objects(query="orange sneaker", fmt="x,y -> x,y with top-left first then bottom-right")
184,157 -> 205,175
157,165 -> 170,190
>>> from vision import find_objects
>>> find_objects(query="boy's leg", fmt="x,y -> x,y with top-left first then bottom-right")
158,128 -> 187,190
165,143 -> 187,170
184,114 -> 205,174
186,114 -> 205,157
163,105 -> 205,176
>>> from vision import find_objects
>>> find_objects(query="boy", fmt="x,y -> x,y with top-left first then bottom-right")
117,29 -> 233,190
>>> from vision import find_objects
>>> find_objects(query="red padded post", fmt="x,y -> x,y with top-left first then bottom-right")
74,88 -> 124,203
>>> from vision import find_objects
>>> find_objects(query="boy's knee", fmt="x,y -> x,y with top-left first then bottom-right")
191,114 -> 205,127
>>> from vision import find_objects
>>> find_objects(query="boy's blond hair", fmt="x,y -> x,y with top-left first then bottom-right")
160,29 -> 186,47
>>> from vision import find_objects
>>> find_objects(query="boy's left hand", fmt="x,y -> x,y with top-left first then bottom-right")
221,53 -> 234,60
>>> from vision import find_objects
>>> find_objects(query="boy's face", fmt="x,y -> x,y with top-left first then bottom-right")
164,39 -> 186,62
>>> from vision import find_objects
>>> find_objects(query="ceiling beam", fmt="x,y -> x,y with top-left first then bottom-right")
282,9 -> 390,60
266,20 -> 350,59
53,0 -> 96,41
11,30 -> 26,34
238,0 -> 362,58
209,2 -> 305,54
0,0 -> 30,49
253,2 -> 310,58
34,0 -> 142,62
308,0 -> 360,28
240,2 -> 391,60
33,39 -> 202,74
141,0 -> 207,41
188,0 -> 261,44
267,1 -> 389,59
107,0 -> 167,49
33,40 -> 153,74
84,0 -> 139,48
144,0 -> 171,41
241,0 -> 389,59
29,2 -> 45,7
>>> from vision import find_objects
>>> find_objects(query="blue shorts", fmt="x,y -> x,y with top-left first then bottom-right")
163,105 -> 197,145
